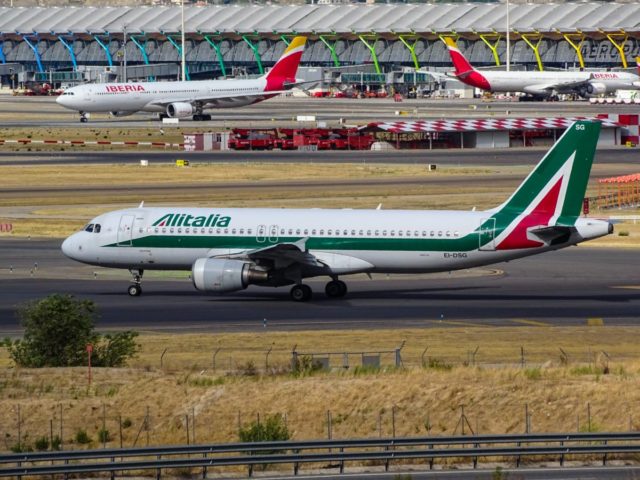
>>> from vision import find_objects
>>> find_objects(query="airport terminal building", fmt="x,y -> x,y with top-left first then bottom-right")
1,2 -> 640,87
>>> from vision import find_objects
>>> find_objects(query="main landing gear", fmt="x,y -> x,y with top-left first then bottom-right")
289,279 -> 348,302
192,114 -> 212,121
128,269 -> 144,297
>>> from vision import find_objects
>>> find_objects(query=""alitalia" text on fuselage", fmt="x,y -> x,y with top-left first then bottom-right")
152,213 -> 231,228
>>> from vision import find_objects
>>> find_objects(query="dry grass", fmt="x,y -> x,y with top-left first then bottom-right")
2,326 -> 640,451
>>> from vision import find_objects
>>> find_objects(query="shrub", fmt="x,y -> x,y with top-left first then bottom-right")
51,435 -> 62,451
292,355 -> 324,376
4,294 -> 139,368
34,436 -> 49,451
97,428 -> 111,443
75,429 -> 91,444
524,367 -> 542,380
239,414 -> 290,444
121,418 -> 132,429
618,231 -> 630,237
425,357 -> 453,371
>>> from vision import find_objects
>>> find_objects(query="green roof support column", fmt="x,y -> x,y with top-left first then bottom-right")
398,35 -> 420,70
478,33 -> 502,66
280,35 -> 290,46
562,33 -> 585,69
520,33 -> 544,71
358,35 -> 381,75
242,35 -> 263,75
318,35 -> 340,68
165,34 -> 191,80
604,32 -> 628,69
202,34 -> 226,77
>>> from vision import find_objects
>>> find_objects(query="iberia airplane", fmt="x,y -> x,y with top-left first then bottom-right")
56,37 -> 306,122
444,37 -> 640,99
62,121 -> 612,301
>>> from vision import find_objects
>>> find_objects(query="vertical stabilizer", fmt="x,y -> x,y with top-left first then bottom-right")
263,37 -> 307,90
486,121 -> 601,249
443,37 -> 491,90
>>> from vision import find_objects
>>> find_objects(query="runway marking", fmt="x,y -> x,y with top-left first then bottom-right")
509,319 -> 550,327
612,285 -> 640,290
426,320 -> 489,327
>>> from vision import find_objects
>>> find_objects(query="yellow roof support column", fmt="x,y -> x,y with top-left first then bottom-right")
562,33 -> 585,69
604,31 -> 628,69
478,33 -> 502,66
520,33 -> 544,71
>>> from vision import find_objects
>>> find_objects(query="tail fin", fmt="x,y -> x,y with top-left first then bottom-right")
488,121 -> 601,249
443,37 -> 475,76
263,36 -> 306,89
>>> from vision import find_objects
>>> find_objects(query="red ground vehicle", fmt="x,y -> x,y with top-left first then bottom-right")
228,128 -> 276,150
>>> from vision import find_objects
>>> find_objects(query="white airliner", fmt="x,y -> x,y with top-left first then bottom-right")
62,121 -> 611,301
444,37 -> 640,99
56,37 -> 306,122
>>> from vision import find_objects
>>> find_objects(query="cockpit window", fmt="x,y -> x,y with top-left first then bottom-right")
94,224 -> 101,233
84,224 -> 94,232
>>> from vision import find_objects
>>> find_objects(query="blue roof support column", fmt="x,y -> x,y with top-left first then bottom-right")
164,33 -> 190,80
0,37 -> 6,64
21,35 -> 44,73
56,34 -> 77,71
92,34 -> 113,67
129,35 -> 149,65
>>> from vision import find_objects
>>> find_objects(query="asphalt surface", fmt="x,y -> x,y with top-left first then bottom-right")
1,239 -> 638,334
1,147 -> 639,167
2,95 -> 638,128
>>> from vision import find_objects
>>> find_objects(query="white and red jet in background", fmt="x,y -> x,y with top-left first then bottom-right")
57,37 -> 306,122
444,37 -> 640,99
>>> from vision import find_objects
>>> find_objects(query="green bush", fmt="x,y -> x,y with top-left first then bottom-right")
425,357 -> 453,371
51,435 -> 62,451
4,294 -> 139,368
34,436 -> 49,451
75,429 -> 91,445
97,428 -> 111,443
239,414 -> 290,444
121,418 -> 133,429
618,231 -> 630,237
292,355 -> 324,376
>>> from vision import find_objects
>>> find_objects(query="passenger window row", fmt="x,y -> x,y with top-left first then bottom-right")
141,227 -> 460,238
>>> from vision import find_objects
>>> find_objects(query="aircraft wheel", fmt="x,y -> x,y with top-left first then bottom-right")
80,117 -> 88,123
325,280 -> 347,298
193,114 -> 202,121
203,114 -> 212,121
290,284 -> 312,302
128,284 -> 142,297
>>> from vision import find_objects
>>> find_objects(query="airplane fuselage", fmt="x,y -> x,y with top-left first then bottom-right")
58,78 -> 271,114
62,207 -> 610,275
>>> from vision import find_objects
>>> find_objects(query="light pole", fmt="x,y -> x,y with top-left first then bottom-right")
123,25 -> 128,83
506,0 -> 510,72
181,0 -> 186,82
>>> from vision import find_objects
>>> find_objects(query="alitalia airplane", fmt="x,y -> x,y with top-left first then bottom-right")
62,120 -> 612,301
444,37 -> 640,99
56,37 -> 306,123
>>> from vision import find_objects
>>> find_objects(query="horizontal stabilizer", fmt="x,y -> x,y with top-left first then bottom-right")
528,225 -> 576,245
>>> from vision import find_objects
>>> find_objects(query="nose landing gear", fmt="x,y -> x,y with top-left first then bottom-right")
79,111 -> 88,123
128,269 -> 144,296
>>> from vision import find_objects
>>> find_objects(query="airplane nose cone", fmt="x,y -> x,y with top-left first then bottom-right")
61,235 -> 81,259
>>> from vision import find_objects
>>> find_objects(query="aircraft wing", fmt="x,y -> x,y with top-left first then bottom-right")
219,238 -> 324,269
522,79 -> 590,95
148,90 -> 289,108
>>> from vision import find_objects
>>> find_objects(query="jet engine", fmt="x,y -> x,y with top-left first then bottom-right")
166,102 -> 196,118
585,82 -> 607,97
110,111 -> 135,117
192,258 -> 269,293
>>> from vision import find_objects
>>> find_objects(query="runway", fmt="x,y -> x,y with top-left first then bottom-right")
1,146 -> 639,167
1,239 -> 638,333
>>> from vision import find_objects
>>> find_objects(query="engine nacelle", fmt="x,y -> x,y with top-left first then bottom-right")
110,111 -> 135,117
166,102 -> 195,118
192,258 -> 269,293
585,82 -> 607,97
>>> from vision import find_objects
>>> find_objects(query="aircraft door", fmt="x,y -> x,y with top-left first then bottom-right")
256,225 -> 267,243
478,218 -> 496,251
268,225 -> 279,243
117,214 -> 135,246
